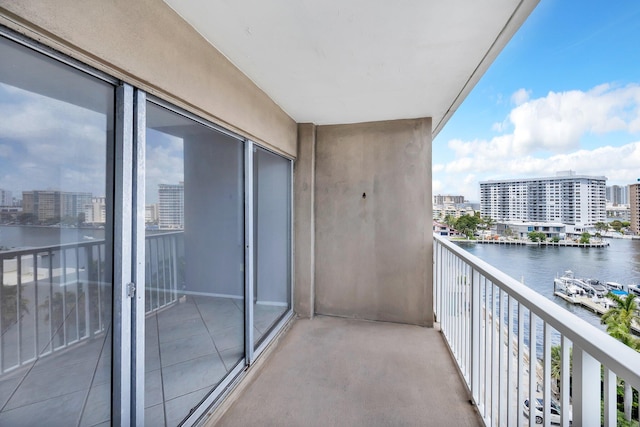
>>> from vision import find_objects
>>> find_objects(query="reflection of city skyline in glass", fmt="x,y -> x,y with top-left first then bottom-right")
0,34 -> 115,425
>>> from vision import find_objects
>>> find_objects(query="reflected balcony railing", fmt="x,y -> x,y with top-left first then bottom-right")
434,233 -> 640,426
0,231 -> 182,375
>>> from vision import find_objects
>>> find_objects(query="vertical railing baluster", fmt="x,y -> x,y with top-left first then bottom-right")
456,257 -> 461,361
507,294 -> 515,426
517,302 -> 525,426
85,245 -> 92,338
75,246 -> 80,342
96,244 -> 103,330
48,249 -> 54,353
529,311 -> 537,427
572,346 -> 600,427
465,263 -> 471,382
443,247 -> 449,337
436,241 -> 440,321
484,277 -> 490,421
34,254 -> 39,359
471,267 -> 480,405
560,336 -> 570,427
0,258 -> 4,372
543,322 -> 551,427
158,238 -> 167,307
172,235 -> 178,302
17,254 -> 22,365
498,289 -> 505,427
493,281 -> 499,426
61,249 -> 68,346
603,368 -> 616,427
155,238 -> 161,309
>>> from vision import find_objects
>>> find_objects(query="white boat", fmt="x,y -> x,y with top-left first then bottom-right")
626,284 -> 640,298
554,271 -> 586,297
605,281 -> 625,291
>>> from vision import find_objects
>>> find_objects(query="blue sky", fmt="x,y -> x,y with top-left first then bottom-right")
433,0 -> 640,201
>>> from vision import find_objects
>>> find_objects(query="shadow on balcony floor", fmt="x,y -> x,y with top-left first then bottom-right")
216,315 -> 483,427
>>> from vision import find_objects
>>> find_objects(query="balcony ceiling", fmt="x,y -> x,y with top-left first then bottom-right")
163,0 -> 539,134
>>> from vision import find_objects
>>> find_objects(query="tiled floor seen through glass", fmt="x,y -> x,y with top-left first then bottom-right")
0,290 -> 286,427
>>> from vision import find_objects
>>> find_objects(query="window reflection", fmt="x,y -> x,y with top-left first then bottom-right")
0,36 -> 113,425
145,103 -> 245,426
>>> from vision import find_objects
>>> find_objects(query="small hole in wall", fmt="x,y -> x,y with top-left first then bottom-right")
362,193 -> 366,199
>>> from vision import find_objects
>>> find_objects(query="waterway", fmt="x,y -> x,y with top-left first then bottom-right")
455,237 -> 640,335
0,225 -> 105,250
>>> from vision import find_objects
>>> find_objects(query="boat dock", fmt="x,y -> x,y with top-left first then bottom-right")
476,240 -> 609,247
554,292 -> 608,314
554,291 -> 640,334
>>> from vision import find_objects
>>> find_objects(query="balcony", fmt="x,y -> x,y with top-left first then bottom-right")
212,234 -> 640,427
2,232 -> 639,426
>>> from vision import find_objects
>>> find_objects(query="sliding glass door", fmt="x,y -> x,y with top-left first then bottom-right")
144,102 -> 245,426
1,26 -> 293,427
253,146 -> 292,347
0,35 -> 115,426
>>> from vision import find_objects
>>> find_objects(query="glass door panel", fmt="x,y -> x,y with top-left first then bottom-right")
145,102 -> 245,426
0,35 -> 114,426
253,147 -> 291,346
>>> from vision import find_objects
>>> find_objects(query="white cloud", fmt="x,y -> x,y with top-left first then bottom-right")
435,83 -> 640,200
145,131 -> 185,204
432,179 -> 442,194
0,85 -> 109,196
511,88 -> 531,105
509,83 -> 640,153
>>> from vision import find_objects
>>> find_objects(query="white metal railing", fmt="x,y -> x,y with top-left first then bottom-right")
434,234 -> 640,427
0,231 -> 182,375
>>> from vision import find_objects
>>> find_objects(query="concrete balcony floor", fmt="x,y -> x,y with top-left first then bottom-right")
216,315 -> 483,427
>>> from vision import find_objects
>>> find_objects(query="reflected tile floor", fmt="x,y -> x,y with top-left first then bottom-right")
0,295 -> 286,427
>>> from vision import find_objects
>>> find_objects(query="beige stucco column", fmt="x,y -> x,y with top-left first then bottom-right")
294,123 -> 316,318
312,118 -> 433,326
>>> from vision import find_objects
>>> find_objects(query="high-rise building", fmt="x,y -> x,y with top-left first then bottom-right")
433,194 -> 465,205
22,190 -> 92,223
145,204 -> 159,224
158,183 -> 184,229
630,183 -> 640,235
480,171 -> 606,229
84,196 -> 107,224
0,188 -> 12,206
606,185 -> 628,206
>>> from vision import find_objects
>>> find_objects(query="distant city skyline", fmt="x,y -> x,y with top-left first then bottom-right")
433,1 -> 640,202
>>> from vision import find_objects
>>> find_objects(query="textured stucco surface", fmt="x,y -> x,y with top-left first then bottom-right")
0,0 -> 296,156
294,123 -> 316,318
314,119 -> 433,326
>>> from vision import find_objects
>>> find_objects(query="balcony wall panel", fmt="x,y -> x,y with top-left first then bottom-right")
314,118 -> 432,326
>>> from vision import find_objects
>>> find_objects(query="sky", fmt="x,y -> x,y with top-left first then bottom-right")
433,0 -> 640,202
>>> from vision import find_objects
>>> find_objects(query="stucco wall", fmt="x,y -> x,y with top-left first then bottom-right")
314,119 -> 433,326
0,0 -> 296,157
294,123 -> 316,318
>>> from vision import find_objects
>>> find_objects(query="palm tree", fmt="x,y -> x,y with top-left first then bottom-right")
550,345 -> 572,398
601,292 -> 640,421
601,293 -> 639,346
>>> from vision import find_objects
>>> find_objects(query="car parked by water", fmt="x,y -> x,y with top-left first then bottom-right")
523,398 -> 571,425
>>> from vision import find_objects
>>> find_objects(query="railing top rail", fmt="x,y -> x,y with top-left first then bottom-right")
145,230 -> 184,238
0,239 -> 105,258
0,230 -> 184,258
434,233 -> 640,389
